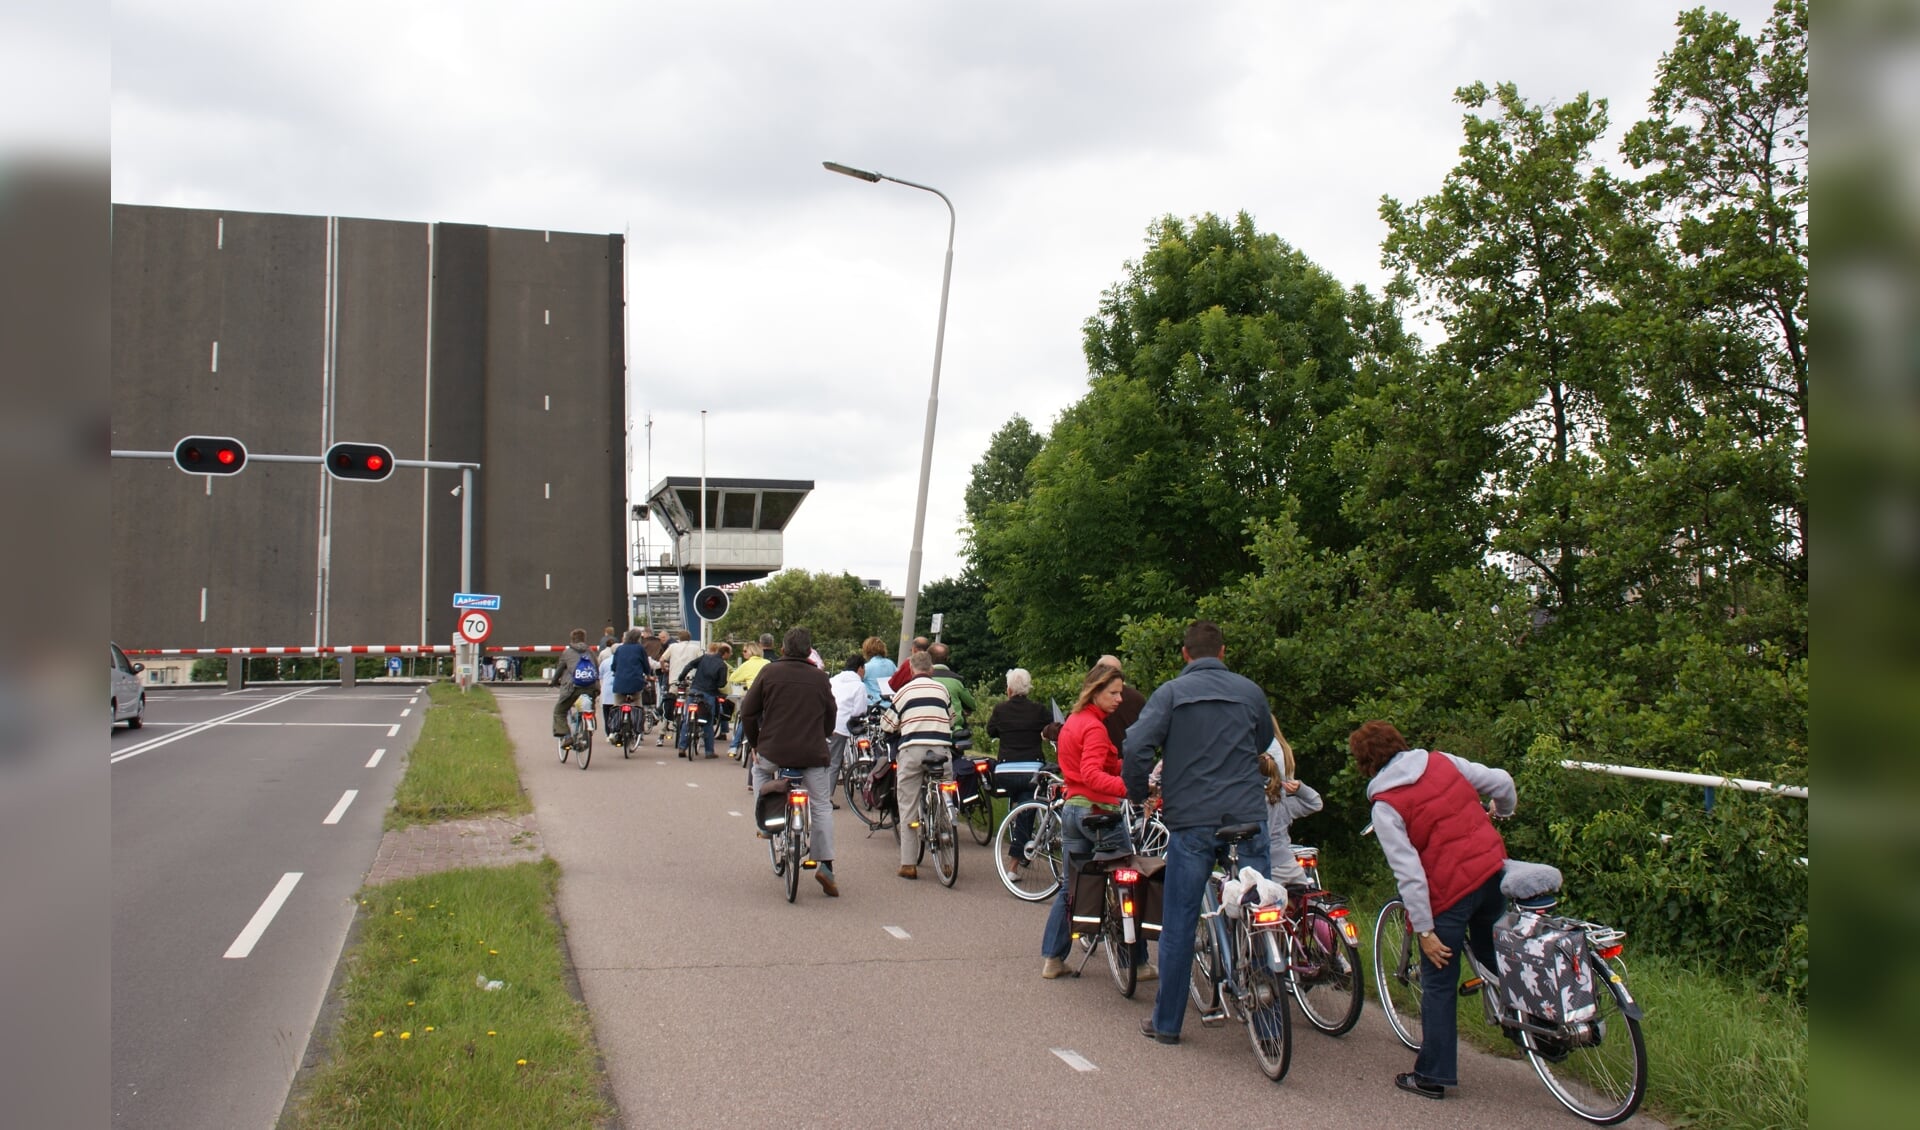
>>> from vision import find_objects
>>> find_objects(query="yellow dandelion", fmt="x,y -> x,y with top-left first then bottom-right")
410,958 -> 418,964
373,1030 -> 385,1038
489,949 -> 498,955
406,1001 -> 415,1007
516,1059 -> 527,1066
424,1026 -> 434,1032
399,1031 -> 411,1040
486,1031 -> 497,1037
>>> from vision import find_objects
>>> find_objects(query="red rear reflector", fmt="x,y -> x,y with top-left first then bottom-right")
1598,944 -> 1623,960
1328,907 -> 1350,918
1251,907 -> 1284,926
1113,869 -> 1141,885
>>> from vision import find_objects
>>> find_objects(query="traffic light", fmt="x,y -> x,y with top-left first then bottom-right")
173,435 -> 248,475
692,586 -> 730,621
324,441 -> 395,482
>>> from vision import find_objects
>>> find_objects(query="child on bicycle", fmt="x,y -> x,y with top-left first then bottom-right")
1258,717 -> 1323,891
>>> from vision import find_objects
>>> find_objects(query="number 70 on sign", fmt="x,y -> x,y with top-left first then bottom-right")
457,610 -> 492,643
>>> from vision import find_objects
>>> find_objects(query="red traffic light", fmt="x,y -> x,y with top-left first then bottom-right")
692,585 -> 730,621
173,435 -> 248,475
324,441 -> 397,482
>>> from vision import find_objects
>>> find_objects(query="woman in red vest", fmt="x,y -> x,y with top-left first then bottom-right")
1351,720 -> 1516,1102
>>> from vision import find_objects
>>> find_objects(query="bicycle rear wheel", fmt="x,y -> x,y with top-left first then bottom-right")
963,792 -> 995,845
1189,920 -> 1221,1014
993,802 -> 1062,901
1289,907 -> 1363,1036
1103,889 -> 1138,998
1523,956 -> 1647,1125
931,801 -> 959,886
1243,962 -> 1293,1081
1372,899 -> 1423,1050
783,824 -> 801,902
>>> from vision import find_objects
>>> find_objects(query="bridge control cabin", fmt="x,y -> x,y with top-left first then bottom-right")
634,476 -> 813,634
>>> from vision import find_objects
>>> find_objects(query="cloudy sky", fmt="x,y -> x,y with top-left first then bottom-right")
108,0 -> 1778,596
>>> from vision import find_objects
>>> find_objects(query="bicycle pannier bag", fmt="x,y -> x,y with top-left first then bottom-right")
1493,911 -> 1598,1025
754,781 -> 793,831
1068,858 -> 1117,929
1131,856 -> 1168,938
861,757 -> 897,816
952,756 -> 986,804
990,761 -> 1043,798
570,653 -> 599,687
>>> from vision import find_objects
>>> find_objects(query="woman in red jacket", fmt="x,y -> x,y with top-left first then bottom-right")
1039,663 -> 1152,980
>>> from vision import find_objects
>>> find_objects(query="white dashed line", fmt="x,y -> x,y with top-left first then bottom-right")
322,790 -> 358,825
883,926 -> 911,941
1050,1048 -> 1098,1073
727,810 -> 741,817
224,872 -> 302,959
366,748 -> 387,768
686,782 -> 699,789
400,708 -> 411,717
387,725 -> 400,737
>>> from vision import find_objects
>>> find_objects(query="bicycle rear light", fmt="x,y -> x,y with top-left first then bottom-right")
1113,868 -> 1141,885
1251,906 -> 1284,927
1122,898 -> 1135,916
938,780 -> 958,797
789,790 -> 808,806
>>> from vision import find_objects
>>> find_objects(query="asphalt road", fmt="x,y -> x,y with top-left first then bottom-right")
110,683 -> 424,1129
491,686 -> 1662,1130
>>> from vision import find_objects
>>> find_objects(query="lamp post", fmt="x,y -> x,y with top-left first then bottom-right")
823,160 -> 954,663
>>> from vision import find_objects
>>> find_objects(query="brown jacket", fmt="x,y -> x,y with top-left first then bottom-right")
739,657 -> 835,768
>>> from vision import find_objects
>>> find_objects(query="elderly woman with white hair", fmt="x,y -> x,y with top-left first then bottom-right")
988,667 -> 1052,875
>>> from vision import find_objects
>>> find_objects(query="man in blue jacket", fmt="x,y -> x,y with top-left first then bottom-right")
610,628 -> 655,737
1122,620 -> 1274,1045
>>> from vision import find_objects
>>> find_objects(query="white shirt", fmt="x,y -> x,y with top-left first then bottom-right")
829,670 -> 867,736
598,647 -> 616,699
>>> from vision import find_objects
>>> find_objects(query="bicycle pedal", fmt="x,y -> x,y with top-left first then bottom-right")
1198,1009 -> 1228,1028
801,860 -> 818,870
1460,976 -> 1485,998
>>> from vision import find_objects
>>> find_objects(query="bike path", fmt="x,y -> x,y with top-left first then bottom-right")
494,690 -> 1660,1128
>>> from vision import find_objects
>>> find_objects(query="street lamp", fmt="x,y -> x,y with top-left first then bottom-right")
824,160 -> 955,663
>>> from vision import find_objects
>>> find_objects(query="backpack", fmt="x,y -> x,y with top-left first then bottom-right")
570,652 -> 599,687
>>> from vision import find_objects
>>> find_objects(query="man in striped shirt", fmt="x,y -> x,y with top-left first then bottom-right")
881,650 -> 952,879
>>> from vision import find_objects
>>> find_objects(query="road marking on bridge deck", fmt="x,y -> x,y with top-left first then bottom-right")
1050,1048 -> 1098,1073
224,872 -> 302,959
883,926 -> 911,940
323,790 -> 359,824
387,725 -> 401,736
366,748 -> 387,768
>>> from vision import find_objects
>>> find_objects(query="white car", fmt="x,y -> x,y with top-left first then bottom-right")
112,643 -> 145,730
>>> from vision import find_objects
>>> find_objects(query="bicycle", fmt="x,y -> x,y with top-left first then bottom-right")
1277,846 -> 1364,1036
896,746 -> 961,887
1187,822 -> 1292,1082
756,765 -> 816,903
557,689 -> 594,770
609,698 -> 643,759
844,711 -> 898,831
1065,811 -> 1152,998
993,769 -> 1066,901
1372,875 -> 1648,1124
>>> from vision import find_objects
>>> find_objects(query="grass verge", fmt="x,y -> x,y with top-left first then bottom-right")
1354,904 -> 1806,1128
284,859 -> 610,1129
387,682 -> 529,829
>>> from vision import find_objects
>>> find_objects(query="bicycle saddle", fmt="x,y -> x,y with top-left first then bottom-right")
1215,822 -> 1262,843
1081,811 -> 1122,831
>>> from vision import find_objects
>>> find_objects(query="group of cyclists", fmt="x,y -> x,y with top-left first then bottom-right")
546,616 -> 1524,1105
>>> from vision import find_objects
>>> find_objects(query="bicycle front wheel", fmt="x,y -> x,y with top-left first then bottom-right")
964,792 -> 995,845
1372,899 -> 1423,1050
993,802 -> 1062,901
575,727 -> 591,769
931,800 -> 959,887
1290,907 -> 1364,1036
1524,956 -> 1648,1125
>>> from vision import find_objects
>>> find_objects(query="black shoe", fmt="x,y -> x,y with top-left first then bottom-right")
1395,1073 -> 1444,1100
1139,1017 -> 1179,1045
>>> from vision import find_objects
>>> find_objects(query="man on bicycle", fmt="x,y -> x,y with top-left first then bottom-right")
740,628 -> 840,896
881,650 -> 952,880
1122,620 -> 1274,1045
678,640 -> 730,759
610,628 -> 654,737
550,628 -> 597,740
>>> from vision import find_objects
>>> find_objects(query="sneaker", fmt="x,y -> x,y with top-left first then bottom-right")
897,865 -> 918,880
816,867 -> 839,897
1041,956 -> 1068,980
1004,856 -> 1025,874
1136,963 -> 1159,982
1139,1017 -> 1180,1045
1395,1072 -> 1445,1101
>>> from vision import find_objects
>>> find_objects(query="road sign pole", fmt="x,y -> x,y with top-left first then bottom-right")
461,465 -> 474,595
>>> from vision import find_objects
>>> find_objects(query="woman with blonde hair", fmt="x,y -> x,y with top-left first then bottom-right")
1258,715 -> 1323,889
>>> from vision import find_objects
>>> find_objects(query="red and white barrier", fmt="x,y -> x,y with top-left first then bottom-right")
125,645 -> 574,656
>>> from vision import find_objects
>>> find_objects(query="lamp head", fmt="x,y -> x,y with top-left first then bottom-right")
823,161 -> 881,183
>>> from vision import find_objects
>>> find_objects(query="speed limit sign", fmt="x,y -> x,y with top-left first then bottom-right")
457,609 -> 493,643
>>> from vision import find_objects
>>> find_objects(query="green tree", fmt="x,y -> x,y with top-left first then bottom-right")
962,415 -> 1044,528
712,570 -> 898,668
916,566 -> 1016,689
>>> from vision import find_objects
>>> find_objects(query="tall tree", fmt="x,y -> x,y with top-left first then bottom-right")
963,415 -> 1044,529
712,570 -> 899,666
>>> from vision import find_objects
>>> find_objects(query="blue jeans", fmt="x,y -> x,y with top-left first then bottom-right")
1414,871 -> 1506,1087
1151,823 -> 1271,1037
677,690 -> 717,755
1042,806 -> 1141,960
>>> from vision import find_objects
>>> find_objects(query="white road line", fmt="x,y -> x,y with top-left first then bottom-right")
400,708 -> 411,717
1050,1048 -> 1098,1073
409,697 -> 419,705
322,790 -> 359,824
366,748 -> 387,768
883,926 -> 911,940
727,810 -> 742,817
131,721 -> 394,728
686,782 -> 699,788
387,725 -> 400,737
224,873 -> 302,959
112,688 -> 320,764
